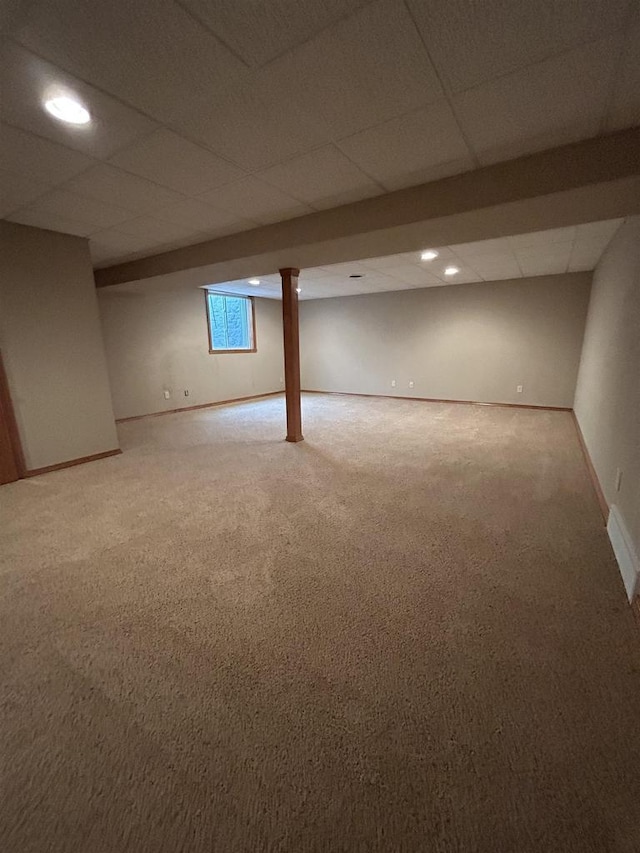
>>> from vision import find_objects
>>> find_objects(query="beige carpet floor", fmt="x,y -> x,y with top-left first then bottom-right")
1,393 -> 640,852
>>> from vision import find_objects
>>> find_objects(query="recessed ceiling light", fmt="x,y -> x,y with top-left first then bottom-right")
248,278 -> 260,285
421,250 -> 439,261
44,96 -> 91,125
444,266 -> 460,276
296,287 -> 301,293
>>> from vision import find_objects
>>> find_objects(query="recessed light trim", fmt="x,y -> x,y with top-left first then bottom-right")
421,250 -> 439,261
248,278 -> 260,285
444,266 -> 460,276
44,95 -> 91,125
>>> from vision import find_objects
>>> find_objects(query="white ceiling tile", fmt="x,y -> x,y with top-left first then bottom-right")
462,256 -> 522,281
154,196 -> 258,233
179,0 -> 372,68
360,252 -> 419,269
11,0 -> 250,123
0,121 -> 95,185
0,42 -> 157,160
199,176 -> 313,225
258,145 -> 382,209
109,129 -> 246,195
15,188 -> 133,231
454,37 -> 618,165
450,237 -> 513,258
574,219 -> 624,245
508,226 -> 576,250
65,164 -> 188,214
383,265 -> 443,286
407,0 -> 630,93
270,0 -> 443,139
567,218 -> 624,270
567,245 -> 602,272
428,261 -> 483,284
90,229 -> 160,264
606,17 -> 640,131
337,101 -> 473,190
0,168 -> 51,216
177,68 -> 332,172
110,216 -> 207,243
8,207 -> 93,237
515,242 -> 573,276
318,261 -> 372,276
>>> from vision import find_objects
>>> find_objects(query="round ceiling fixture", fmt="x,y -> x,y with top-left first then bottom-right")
44,95 -> 91,125
421,250 -> 439,261
248,278 -> 260,285
444,266 -> 460,276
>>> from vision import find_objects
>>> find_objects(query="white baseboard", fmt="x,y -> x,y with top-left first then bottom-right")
607,505 -> 639,602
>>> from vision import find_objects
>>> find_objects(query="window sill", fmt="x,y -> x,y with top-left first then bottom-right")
208,348 -> 257,354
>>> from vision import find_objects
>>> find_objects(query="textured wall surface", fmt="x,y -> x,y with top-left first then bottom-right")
98,284 -> 283,420
574,216 -> 640,558
0,222 -> 118,469
300,273 -> 592,408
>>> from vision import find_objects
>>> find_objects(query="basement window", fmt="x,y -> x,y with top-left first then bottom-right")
206,292 -> 256,353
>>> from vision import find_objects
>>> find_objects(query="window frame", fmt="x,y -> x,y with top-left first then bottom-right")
205,291 -> 257,355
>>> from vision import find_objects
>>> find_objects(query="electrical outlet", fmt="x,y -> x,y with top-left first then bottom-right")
517,385 -> 523,393
184,389 -> 189,397
391,380 -> 396,388
615,468 -> 623,492
409,380 -> 414,389
163,390 -> 170,400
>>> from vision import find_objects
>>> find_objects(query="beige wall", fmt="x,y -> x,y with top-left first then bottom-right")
0,221 -> 118,470
574,217 -> 640,559
300,273 -> 592,408
98,285 -> 284,420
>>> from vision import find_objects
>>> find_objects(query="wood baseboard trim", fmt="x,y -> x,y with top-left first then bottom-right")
301,389 -> 572,412
25,448 -> 122,478
115,390 -> 283,424
571,411 -> 609,523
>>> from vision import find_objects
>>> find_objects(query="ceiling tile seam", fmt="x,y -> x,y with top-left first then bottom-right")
6,40 -> 261,179
599,1 -> 640,134
400,0 -> 480,168
329,144 -> 388,193
248,0 -> 380,71
5,136 -> 259,226
170,0 -> 254,70
7,37 -> 168,127
0,182 -> 56,218
511,241 -> 525,278
565,228 -> 579,273
445,30 -> 630,100
249,143 -> 364,209
7,184 -> 137,229
106,157 -> 253,207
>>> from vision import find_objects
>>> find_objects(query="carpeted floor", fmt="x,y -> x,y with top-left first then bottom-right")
1,393 -> 640,852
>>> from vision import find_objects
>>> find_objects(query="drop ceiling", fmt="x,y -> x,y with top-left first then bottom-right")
206,219 -> 624,300
1,0 -> 638,268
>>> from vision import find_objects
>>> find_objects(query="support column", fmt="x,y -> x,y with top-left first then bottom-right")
280,267 -> 303,443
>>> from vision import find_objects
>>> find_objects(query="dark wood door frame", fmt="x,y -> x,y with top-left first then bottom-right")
0,349 -> 26,484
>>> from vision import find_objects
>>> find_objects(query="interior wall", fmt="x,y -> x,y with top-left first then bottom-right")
574,217 -> 640,564
98,285 -> 284,420
0,221 -> 119,471
300,272 -> 592,409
